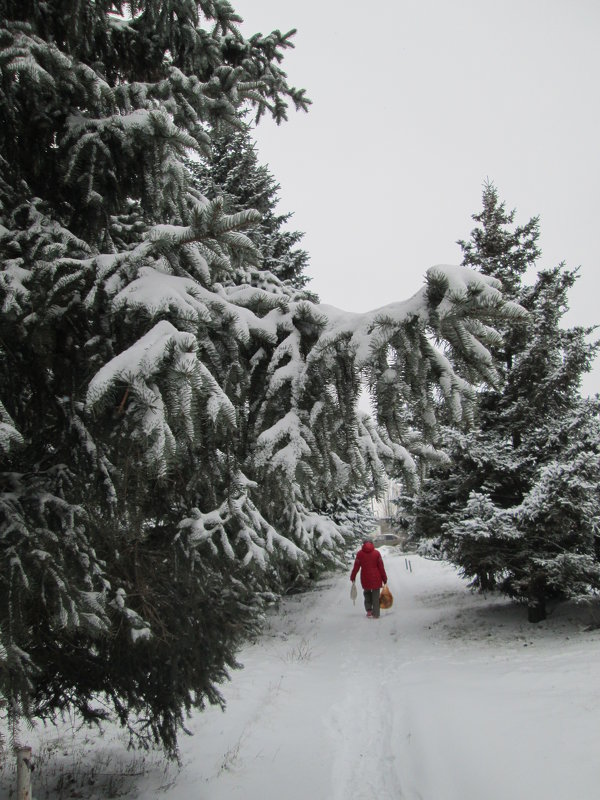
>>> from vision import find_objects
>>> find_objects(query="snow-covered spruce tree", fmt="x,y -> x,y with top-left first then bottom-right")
448,267 -> 600,621
0,3 -> 523,752
188,123 -> 313,291
409,183 -> 542,545
414,184 -> 600,621
0,0 -> 311,753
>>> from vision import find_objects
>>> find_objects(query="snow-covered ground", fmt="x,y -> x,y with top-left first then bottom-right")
4,549 -> 600,799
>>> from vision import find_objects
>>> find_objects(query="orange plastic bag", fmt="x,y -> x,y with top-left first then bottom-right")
380,585 -> 393,610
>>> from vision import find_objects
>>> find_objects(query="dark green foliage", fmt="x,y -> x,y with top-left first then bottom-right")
189,124 -> 313,290
458,179 -> 540,298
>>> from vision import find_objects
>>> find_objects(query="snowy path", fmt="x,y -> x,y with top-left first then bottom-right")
6,550 -> 600,799
151,549 -> 600,800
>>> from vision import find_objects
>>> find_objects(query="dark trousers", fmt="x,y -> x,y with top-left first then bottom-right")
363,588 -> 381,618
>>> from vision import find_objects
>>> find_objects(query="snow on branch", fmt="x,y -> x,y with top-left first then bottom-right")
113,267 -> 213,325
314,265 -> 524,366
178,473 -> 304,568
0,400 -> 24,455
254,410 -> 311,479
86,321 -> 195,411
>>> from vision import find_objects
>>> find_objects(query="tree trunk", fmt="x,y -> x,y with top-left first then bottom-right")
527,572 -> 547,623
15,745 -> 32,800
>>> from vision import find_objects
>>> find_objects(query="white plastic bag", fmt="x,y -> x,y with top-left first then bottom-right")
350,582 -> 357,605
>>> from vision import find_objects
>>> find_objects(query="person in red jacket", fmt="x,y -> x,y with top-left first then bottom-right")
350,539 -> 388,618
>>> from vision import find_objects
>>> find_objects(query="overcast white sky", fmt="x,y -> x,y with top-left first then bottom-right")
233,0 -> 600,395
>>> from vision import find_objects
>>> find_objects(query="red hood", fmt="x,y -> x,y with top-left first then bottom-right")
362,541 -> 375,553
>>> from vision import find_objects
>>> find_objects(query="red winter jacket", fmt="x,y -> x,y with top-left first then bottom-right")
350,541 -> 387,590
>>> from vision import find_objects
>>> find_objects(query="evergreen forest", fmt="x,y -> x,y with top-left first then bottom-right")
0,0 -> 597,757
